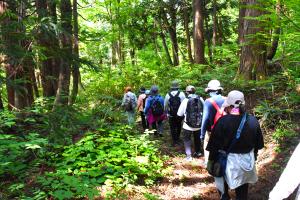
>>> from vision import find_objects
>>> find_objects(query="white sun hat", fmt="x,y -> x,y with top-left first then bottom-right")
205,80 -> 223,92
222,90 -> 245,108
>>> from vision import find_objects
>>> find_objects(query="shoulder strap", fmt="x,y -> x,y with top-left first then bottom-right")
208,98 -> 222,114
226,113 -> 247,154
168,92 -> 173,98
175,91 -> 180,97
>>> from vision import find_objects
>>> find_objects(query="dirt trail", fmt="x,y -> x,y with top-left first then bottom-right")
130,129 -> 298,200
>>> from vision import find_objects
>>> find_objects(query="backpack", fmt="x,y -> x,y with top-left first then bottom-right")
168,91 -> 181,116
209,98 -> 225,130
124,94 -> 133,111
142,96 -> 147,109
151,96 -> 164,116
185,96 -> 203,128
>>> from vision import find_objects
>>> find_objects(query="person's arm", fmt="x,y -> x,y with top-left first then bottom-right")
179,92 -> 186,101
121,93 -> 126,106
164,93 -> 169,113
144,97 -> 151,115
177,99 -> 186,117
200,100 -> 211,140
269,143 -> 300,200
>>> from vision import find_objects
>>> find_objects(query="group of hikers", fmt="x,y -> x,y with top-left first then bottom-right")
121,80 -> 299,200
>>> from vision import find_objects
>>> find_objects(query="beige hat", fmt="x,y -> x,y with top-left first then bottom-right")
222,90 -> 245,108
205,80 -> 223,92
186,85 -> 195,92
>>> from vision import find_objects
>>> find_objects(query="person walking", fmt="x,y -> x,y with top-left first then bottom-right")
137,87 -> 148,130
200,80 -> 226,164
164,81 -> 186,146
144,85 -> 166,136
121,86 -> 137,125
206,90 -> 264,200
177,85 -> 204,161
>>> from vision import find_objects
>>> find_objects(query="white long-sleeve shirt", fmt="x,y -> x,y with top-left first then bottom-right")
269,143 -> 300,200
177,94 -> 204,131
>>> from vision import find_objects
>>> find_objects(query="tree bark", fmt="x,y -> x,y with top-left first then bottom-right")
47,0 -> 60,93
212,0 -> 218,47
238,0 -> 267,80
156,18 -> 173,65
267,2 -> 281,60
36,0 -> 56,97
0,92 -> 3,110
0,1 -> 15,110
69,0 -> 79,105
54,0 -> 72,107
193,0 -> 206,64
182,1 -> 193,63
160,2 -> 179,66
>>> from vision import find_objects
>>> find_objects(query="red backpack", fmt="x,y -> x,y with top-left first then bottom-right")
209,98 -> 226,130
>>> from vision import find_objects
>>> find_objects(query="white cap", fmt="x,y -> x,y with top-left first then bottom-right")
222,90 -> 245,108
205,80 -> 223,92
186,85 -> 195,92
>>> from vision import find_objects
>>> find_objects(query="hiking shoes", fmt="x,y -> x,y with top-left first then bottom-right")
185,156 -> 193,162
193,152 -> 203,158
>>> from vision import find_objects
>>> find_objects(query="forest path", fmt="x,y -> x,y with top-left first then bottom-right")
130,124 -> 297,200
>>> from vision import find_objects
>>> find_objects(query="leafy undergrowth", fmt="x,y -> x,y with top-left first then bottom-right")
0,126 -> 166,200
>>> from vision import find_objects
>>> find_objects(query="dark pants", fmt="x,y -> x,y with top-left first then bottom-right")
169,116 -> 183,144
183,129 -> 201,156
220,182 -> 249,200
151,120 -> 163,135
140,111 -> 148,130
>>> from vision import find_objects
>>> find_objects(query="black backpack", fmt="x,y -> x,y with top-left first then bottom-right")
185,96 -> 203,128
151,96 -> 164,116
168,91 -> 181,116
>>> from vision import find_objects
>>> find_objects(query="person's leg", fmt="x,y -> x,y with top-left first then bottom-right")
183,129 -> 192,160
218,180 -> 230,200
152,121 -> 157,135
140,111 -> 147,129
204,131 -> 211,165
193,131 -> 202,157
157,120 -> 163,136
169,117 -> 177,144
127,111 -> 135,125
235,183 -> 249,200
175,116 -> 183,144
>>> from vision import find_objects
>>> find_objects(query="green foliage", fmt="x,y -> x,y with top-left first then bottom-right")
272,120 -> 297,143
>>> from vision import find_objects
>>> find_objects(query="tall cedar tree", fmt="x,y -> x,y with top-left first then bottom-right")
69,0 -> 80,105
239,0 -> 267,80
54,0 -> 72,106
193,0 -> 206,64
36,0 -> 57,97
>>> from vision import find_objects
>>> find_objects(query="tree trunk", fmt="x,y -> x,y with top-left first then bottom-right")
267,2 -> 281,60
238,0 -> 246,45
47,0 -> 60,93
183,1 -> 193,63
69,0 -> 79,105
156,18 -> 173,65
238,0 -> 267,80
0,1 -> 15,110
161,3 -> 179,66
193,0 -> 206,64
36,0 -> 56,97
54,0 -> 72,107
0,92 -> 3,110
204,11 -> 213,63
212,0 -> 218,47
